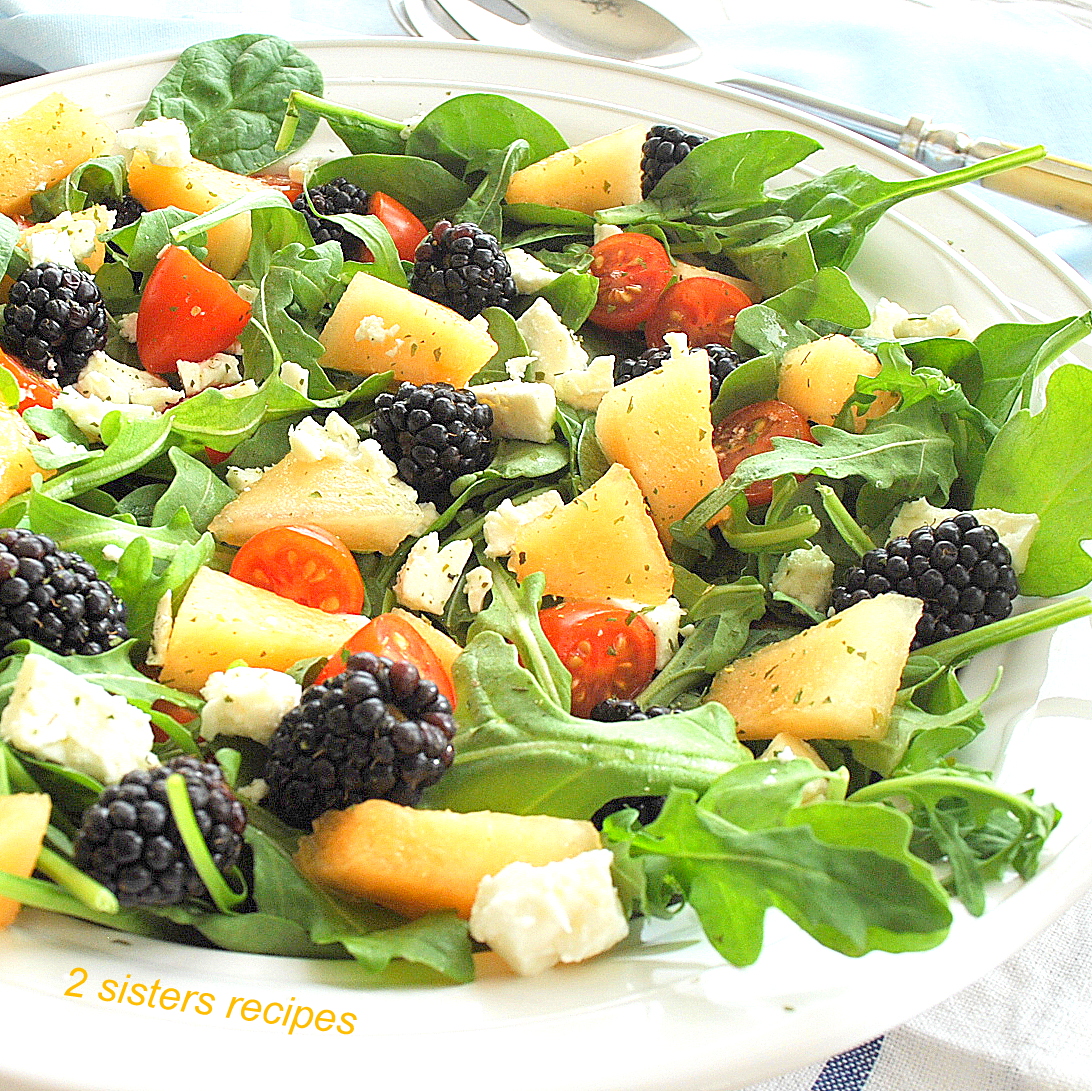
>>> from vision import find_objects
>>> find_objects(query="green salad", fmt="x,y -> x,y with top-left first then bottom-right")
0,33 -> 1090,986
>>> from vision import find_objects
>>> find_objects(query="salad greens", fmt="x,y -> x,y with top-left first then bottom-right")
0,33 -> 1090,984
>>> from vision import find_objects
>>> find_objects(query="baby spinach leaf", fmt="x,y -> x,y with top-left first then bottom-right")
405,93 -> 566,176
455,140 -> 530,239
32,155 -> 127,219
0,214 -> 21,280
468,307 -> 528,386
534,269 -> 599,330
276,91 -> 404,158
106,207 -> 202,275
975,363 -> 1092,595
136,34 -> 324,173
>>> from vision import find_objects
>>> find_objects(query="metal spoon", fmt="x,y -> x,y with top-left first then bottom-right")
399,0 -> 1092,221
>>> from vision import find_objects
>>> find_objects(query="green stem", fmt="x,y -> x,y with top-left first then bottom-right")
2,744 -> 37,794
274,90 -> 403,154
165,774 -> 247,914
817,483 -> 875,557
723,510 -> 821,553
35,847 -> 119,915
0,869 -> 154,932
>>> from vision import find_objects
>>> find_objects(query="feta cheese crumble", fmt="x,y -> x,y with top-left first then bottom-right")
75,351 -> 182,412
469,849 -> 630,976
177,353 -> 243,397
225,465 -> 271,493
771,546 -> 836,613
607,597 -> 684,670
515,297 -> 588,382
0,654 -> 156,784
471,380 -> 557,443
116,312 -> 139,343
393,534 -> 474,614
145,592 -> 174,668
114,117 -> 192,167
504,247 -> 561,294
552,354 -> 615,411
860,298 -> 969,340
199,666 -> 303,745
465,566 -> 494,613
482,491 -> 566,558
279,361 -> 309,396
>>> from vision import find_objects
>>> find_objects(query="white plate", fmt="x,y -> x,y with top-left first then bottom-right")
1,39 -> 1091,1091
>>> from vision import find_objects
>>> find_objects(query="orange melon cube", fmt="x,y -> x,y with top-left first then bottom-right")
595,343 -> 722,541
507,462 -> 674,605
0,405 -> 53,503
0,793 -> 51,928
295,800 -> 601,919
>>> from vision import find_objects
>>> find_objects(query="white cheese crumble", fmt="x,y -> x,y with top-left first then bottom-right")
354,314 -> 405,359
606,597 -> 684,670
771,545 -> 836,613
592,223 -> 623,244
515,297 -> 588,383
34,434 -> 89,460
482,490 -> 566,558
279,361 -> 309,396
219,380 -> 260,400
465,566 -> 493,613
75,351 -> 182,411
225,465 -> 271,493
471,380 -> 557,443
887,498 -> 1040,574
0,654 -> 156,784
552,354 -> 615,411
504,247 -> 561,294
23,228 -> 76,268
116,312 -> 139,343
145,591 -> 174,668
288,412 -> 363,461
860,297 -> 969,340
55,389 -> 157,440
236,777 -> 270,803
176,352 -> 243,397
469,849 -> 630,976
393,534 -> 474,614
199,666 -> 303,745
504,355 -> 536,382
114,117 -> 192,167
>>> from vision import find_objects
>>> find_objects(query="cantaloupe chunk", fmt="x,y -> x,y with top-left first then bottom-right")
0,94 -> 114,218
157,567 -> 367,693
295,800 -> 601,919
706,593 -> 923,740
778,334 -> 898,431
505,124 -> 645,215
126,152 -> 271,277
0,793 -> 51,928
508,462 -> 674,604
0,405 -> 53,502
595,344 -> 722,541
318,272 -> 497,386
391,609 -> 463,680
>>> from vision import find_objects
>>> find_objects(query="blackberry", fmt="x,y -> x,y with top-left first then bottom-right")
73,757 -> 246,908
831,513 -> 1019,649
293,177 -> 370,261
263,651 -> 457,828
371,380 -> 495,497
0,528 -> 128,655
614,342 -> 741,398
640,125 -> 707,198
1,263 -> 108,385
410,220 -> 516,319
591,795 -> 665,830
100,193 -> 146,230
588,698 -> 673,722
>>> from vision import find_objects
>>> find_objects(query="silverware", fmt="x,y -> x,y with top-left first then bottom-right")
401,0 -> 1092,222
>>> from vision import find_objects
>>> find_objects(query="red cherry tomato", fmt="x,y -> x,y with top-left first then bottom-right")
254,173 -> 305,204
136,246 -> 252,375
587,233 -> 674,332
0,349 -> 58,412
712,400 -> 815,507
315,612 -> 456,705
229,524 -> 365,614
538,601 -> 658,717
204,447 -> 231,464
368,192 -> 428,262
645,276 -> 753,348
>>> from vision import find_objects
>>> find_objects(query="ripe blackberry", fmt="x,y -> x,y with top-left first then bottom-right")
100,193 -> 146,230
591,795 -> 665,830
588,698 -> 673,722
371,381 -> 495,497
73,757 -> 246,908
831,513 -> 1019,649
1,263 -> 108,385
614,342 -> 741,398
0,528 -> 128,655
263,651 -> 457,828
410,220 -> 516,319
293,177 -> 370,260
640,125 -> 707,198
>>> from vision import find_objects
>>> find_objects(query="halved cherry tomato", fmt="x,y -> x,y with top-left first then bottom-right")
315,612 -> 456,705
369,192 -> 428,262
0,349 -> 58,413
204,447 -> 231,465
230,524 -> 365,614
136,246 -> 252,375
538,601 -> 658,717
254,173 -> 305,204
587,233 -> 674,332
644,276 -> 753,348
712,400 -> 815,507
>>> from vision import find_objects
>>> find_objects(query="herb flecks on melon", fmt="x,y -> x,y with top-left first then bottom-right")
295,799 -> 601,919
707,593 -> 923,740
318,272 -> 497,387
507,462 -> 674,605
596,337 -> 722,541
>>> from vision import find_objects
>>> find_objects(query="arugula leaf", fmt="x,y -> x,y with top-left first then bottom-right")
456,140 -> 531,239
31,156 -> 127,219
104,207 -> 202,275
136,34 -> 323,173
975,364 -> 1092,595
426,629 -> 748,818
153,448 -> 236,533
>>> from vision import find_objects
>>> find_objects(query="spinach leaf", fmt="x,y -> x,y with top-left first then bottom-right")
105,207 -> 202,275
312,155 -> 469,222
533,269 -> 599,330
975,363 -> 1092,595
32,156 -> 127,219
136,34 -> 323,173
468,307 -> 529,386
405,94 -> 566,176
455,140 -> 530,239
276,91 -> 404,157
0,214 -> 21,280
